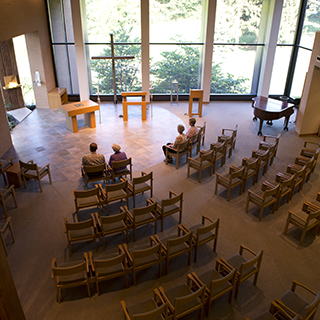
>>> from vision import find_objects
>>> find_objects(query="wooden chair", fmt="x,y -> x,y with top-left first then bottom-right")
217,244 -> 263,299
300,141 -> 320,174
187,149 -> 214,183
218,124 -> 238,150
89,246 -> 128,295
241,157 -> 260,191
197,121 -> 206,147
218,135 -> 233,159
149,191 -> 183,232
153,226 -> 193,275
274,172 -> 295,208
250,148 -> 271,178
191,261 -> 237,317
285,165 -> 306,197
269,280 -> 320,320
246,306 -> 301,320
259,132 -> 281,163
126,171 -> 153,208
81,163 -> 111,189
157,274 -> 206,320
246,182 -> 280,221
0,216 -> 15,256
121,290 -> 168,320
283,201 -> 320,246
165,140 -> 190,169
0,157 -> 13,185
94,210 -> 129,249
124,200 -> 158,242
72,186 -> 102,221
51,254 -> 90,303
111,157 -> 132,182
98,180 -> 129,215
19,160 -> 52,192
181,216 -> 219,262
210,140 -> 226,171
0,185 -> 18,218
215,166 -> 245,202
122,238 -> 162,286
188,131 -> 201,157
64,215 -> 98,257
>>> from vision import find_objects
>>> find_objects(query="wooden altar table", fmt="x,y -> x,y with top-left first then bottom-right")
121,91 -> 147,121
59,100 -> 99,133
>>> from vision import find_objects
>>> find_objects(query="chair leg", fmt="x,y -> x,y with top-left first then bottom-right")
194,247 -> 198,262
215,179 -> 219,195
198,170 -> 202,183
38,179 -> 43,193
283,217 -> 290,235
0,233 -> 8,256
8,220 -> 15,242
245,196 -> 250,213
258,207 -> 264,221
234,281 -> 240,299
12,189 -> 18,208
299,229 -> 308,246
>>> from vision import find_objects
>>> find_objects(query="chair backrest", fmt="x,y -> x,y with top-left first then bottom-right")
230,166 -> 245,179
132,172 -> 152,187
132,302 -> 168,320
52,261 -> 87,279
239,250 -> 263,280
83,163 -> 106,174
211,140 -> 226,155
167,231 -> 192,254
111,158 -> 132,171
242,157 -> 259,171
65,218 -> 94,231
197,218 -> 219,239
105,179 -> 128,194
200,149 -> 214,163
19,160 -> 38,172
209,267 -> 237,296
306,209 -> 320,222
262,184 -> 279,198
301,291 -> 320,320
93,252 -> 126,274
176,140 -> 189,153
132,201 -> 157,221
73,186 -> 100,199
132,243 -> 161,266
101,210 -> 127,227
161,192 -> 183,209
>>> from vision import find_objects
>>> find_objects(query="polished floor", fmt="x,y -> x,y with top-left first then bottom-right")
3,101 -> 203,181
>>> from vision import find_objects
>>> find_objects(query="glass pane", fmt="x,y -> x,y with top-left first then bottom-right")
300,0 -> 320,49
150,45 -> 201,94
290,47 -> 311,98
89,44 -> 141,94
149,0 -> 203,43
47,0 -> 67,43
214,0 -> 263,44
210,46 -> 254,94
85,0 -> 141,43
277,0 -> 300,44
52,45 -> 72,92
269,46 -> 293,95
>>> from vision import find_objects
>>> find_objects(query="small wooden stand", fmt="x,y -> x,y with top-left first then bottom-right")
48,87 -> 68,109
6,163 -> 23,188
59,100 -> 99,133
121,91 -> 147,121
188,89 -> 203,118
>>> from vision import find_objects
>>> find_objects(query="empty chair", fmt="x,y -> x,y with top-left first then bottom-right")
269,280 -> 320,320
94,210 -> 129,249
215,166 -> 245,202
246,307 -> 301,320
197,121 -> 206,146
283,201 -> 320,246
98,179 -> 129,215
285,165 -> 306,197
72,186 -> 102,221
111,157 -> 132,182
259,132 -> 281,164
0,185 -> 18,218
242,157 -> 260,191
187,149 -> 214,183
89,247 -> 128,295
149,191 -> 183,232
124,200 -> 157,241
182,216 -> 219,262
274,172 -> 295,208
0,157 -> 13,185
246,182 -> 280,221
0,216 -> 15,256
191,261 -> 237,317
157,274 -> 206,320
19,160 -> 52,192
165,140 -> 189,169
210,140 -> 226,171
218,135 -> 233,159
250,148 -> 271,178
153,226 -> 193,275
51,255 -> 90,303
122,239 -> 162,286
217,244 -> 263,299
218,124 -> 238,150
300,140 -> 320,165
81,163 -> 111,189
127,171 -> 153,208
64,215 -> 98,257
121,290 -> 168,320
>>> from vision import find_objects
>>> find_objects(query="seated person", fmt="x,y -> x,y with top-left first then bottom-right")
162,124 -> 187,163
186,117 -> 198,142
109,143 -> 128,172
81,142 -> 106,177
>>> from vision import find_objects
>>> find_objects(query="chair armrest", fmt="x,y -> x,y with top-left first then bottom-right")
169,190 -> 177,198
262,181 -> 277,190
93,212 -> 101,228
96,183 -> 106,200
39,163 -> 50,172
230,165 -> 241,173
83,252 -> 90,274
27,160 -> 34,164
91,213 -> 97,229
216,258 -> 234,273
88,251 -> 95,273
304,201 -> 320,212
188,157 -> 200,165
178,225 -> 188,236
248,190 -> 263,201
216,173 -> 230,183
153,234 -> 167,252
51,258 -> 57,278
158,286 -> 174,312
269,301 -> 295,319
273,298 -> 297,317
291,280 -> 317,295
202,215 -> 214,224
121,243 -> 133,266
288,211 -> 307,224
121,206 -> 133,222
180,224 -> 190,234
3,185 -> 15,197
190,272 -> 204,288
239,244 -> 257,257
153,288 -> 167,306
64,218 -> 68,233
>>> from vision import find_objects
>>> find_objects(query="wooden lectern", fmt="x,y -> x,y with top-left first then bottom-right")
188,89 -> 203,118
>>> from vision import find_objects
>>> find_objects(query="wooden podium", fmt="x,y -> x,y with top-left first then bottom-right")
59,100 -> 99,133
188,89 -> 203,118
121,91 -> 147,121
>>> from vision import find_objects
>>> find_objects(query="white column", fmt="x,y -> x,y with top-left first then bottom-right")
70,0 -> 89,101
202,0 -> 216,103
257,0 -> 283,97
141,0 -> 150,102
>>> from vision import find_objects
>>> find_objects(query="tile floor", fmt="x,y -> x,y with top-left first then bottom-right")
3,102 -> 190,182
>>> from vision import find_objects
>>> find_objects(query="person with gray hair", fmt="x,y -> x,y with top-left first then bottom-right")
109,143 -> 127,172
162,124 -> 187,163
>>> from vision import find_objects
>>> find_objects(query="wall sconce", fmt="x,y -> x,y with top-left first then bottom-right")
34,71 -> 41,86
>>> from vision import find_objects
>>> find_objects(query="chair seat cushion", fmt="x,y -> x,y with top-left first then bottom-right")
189,224 -> 215,243
292,209 -> 318,224
56,261 -> 86,284
162,236 -> 188,255
23,170 -> 38,178
69,227 -> 94,239
133,182 -> 150,193
95,263 -> 124,277
162,204 -> 179,215
77,195 -> 99,207
107,189 -> 126,200
280,290 -> 309,315
127,297 -> 160,319
227,254 -> 257,278
135,212 -> 155,224
102,221 -> 126,233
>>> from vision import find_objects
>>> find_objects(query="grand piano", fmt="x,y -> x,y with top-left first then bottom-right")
252,96 -> 294,135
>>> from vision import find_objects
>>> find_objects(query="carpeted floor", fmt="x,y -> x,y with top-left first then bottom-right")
2,101 -> 320,320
